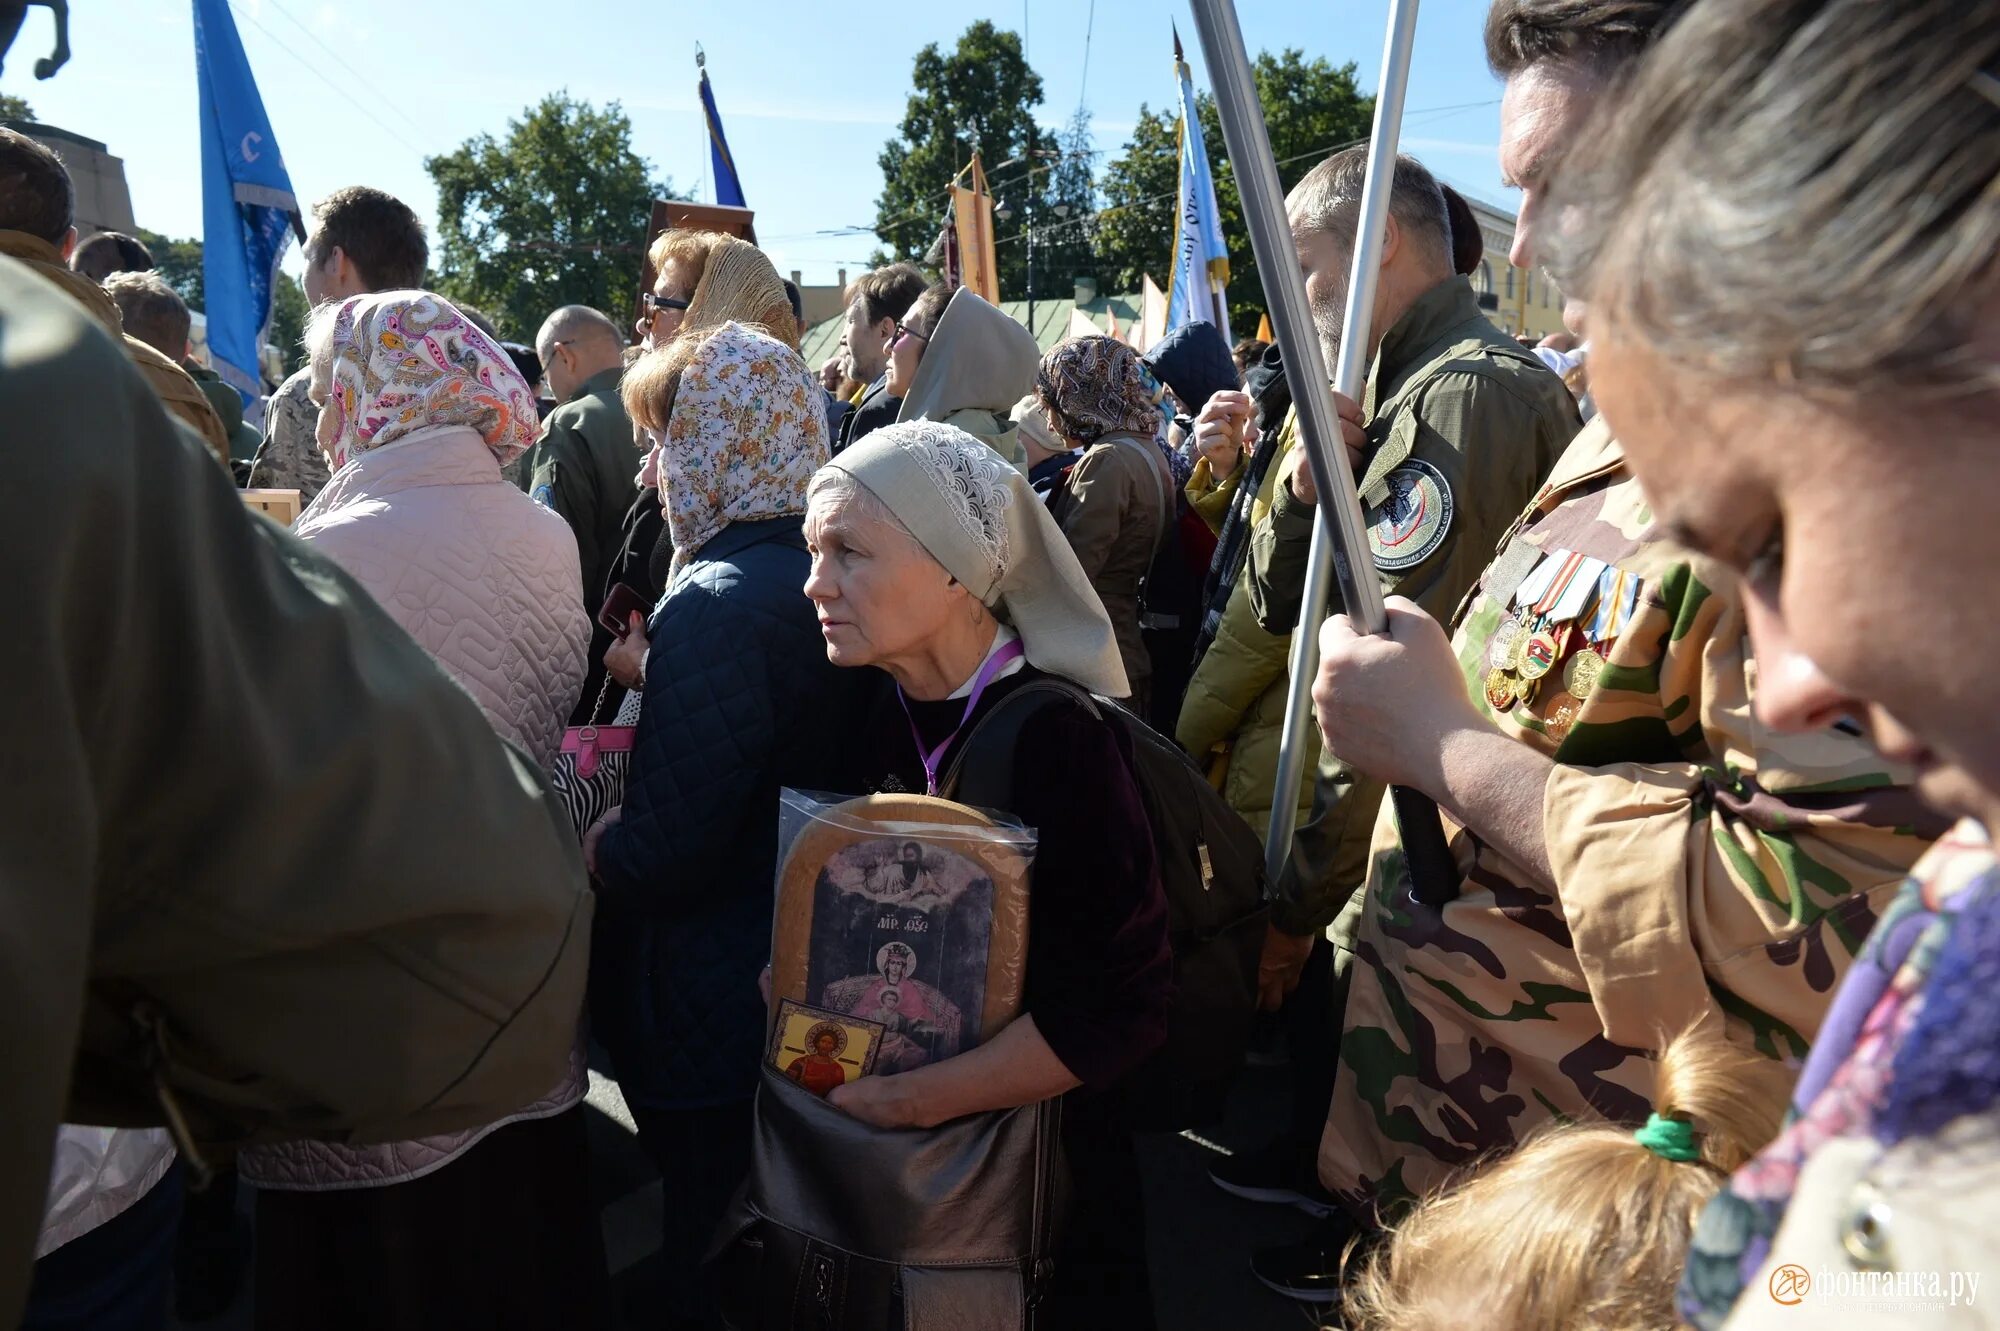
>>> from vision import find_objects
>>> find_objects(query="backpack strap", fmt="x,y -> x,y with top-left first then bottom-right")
939,679 -> 1101,812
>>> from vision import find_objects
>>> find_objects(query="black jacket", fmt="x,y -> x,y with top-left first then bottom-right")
588,517 -> 879,1109
833,375 -> 901,455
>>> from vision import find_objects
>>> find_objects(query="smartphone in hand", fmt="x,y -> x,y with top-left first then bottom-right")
597,583 -> 650,638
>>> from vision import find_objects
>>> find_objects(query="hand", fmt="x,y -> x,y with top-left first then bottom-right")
1192,390 -> 1252,477
1286,389 -> 1367,506
603,613 -> 648,689
827,1072 -> 928,1129
757,965 -> 773,1007
583,805 -> 623,876
1312,596 -> 1486,793
1257,924 -> 1316,1012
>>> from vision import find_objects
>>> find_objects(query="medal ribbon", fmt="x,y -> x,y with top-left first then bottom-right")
1531,551 -> 1588,618
898,638 -> 1028,796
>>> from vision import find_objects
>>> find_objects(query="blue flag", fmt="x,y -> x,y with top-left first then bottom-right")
699,66 -> 746,209
1166,29 -> 1232,343
193,0 -> 301,407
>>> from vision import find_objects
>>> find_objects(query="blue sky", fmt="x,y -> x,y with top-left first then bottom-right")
9,0 -> 1514,292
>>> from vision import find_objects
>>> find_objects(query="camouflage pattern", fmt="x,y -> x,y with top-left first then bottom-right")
1321,417 -> 1947,1218
247,366 -> 331,503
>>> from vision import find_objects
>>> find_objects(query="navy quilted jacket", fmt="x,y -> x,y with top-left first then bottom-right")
589,516 -> 877,1110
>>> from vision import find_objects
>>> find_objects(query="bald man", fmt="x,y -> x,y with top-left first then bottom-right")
525,304 -> 640,721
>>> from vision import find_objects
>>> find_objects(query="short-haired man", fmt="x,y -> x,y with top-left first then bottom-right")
69,228 -> 153,283
523,303 -> 640,723
1246,1 -> 1937,1302
833,262 -> 928,454
0,128 -> 229,467
105,270 -> 261,463
247,185 -> 428,502
1186,144 -> 1582,1298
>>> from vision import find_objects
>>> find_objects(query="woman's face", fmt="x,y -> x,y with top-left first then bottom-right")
803,487 -> 965,672
884,320 -> 926,398
1593,333 -> 2000,826
637,256 -> 697,349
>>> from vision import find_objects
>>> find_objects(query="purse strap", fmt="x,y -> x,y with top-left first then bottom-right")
938,680 -> 1099,809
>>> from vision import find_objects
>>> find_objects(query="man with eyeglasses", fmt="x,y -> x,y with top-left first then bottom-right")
833,262 -> 929,454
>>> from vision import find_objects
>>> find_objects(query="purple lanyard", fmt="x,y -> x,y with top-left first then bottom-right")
897,639 -> 1027,796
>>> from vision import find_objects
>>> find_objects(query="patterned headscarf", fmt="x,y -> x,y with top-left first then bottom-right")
312,290 -> 540,474
1034,335 -> 1165,446
682,235 -> 798,351
661,321 -> 830,571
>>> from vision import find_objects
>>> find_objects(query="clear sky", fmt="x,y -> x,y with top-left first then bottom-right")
8,0 -> 1514,296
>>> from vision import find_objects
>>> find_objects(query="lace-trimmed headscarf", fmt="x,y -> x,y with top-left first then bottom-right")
825,420 -> 1129,697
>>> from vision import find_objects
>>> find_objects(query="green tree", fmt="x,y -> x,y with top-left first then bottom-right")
0,92 -> 32,121
872,22 -> 1046,296
131,227 -> 311,377
426,93 -> 678,341
1015,106 -> 1098,299
1094,50 -> 1373,331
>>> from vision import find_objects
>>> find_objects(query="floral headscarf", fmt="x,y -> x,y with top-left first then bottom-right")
313,291 -> 540,474
661,321 -> 829,571
1034,335 -> 1166,446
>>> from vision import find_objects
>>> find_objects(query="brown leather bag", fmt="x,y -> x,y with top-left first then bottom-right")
711,1065 -> 1066,1330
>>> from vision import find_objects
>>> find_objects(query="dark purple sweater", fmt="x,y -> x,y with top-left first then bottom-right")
840,666 -> 1173,1090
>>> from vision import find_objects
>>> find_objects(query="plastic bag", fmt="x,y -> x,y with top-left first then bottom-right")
766,789 -> 1038,1094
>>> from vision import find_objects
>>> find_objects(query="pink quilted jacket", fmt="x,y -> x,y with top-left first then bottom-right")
242,424 -> 590,1191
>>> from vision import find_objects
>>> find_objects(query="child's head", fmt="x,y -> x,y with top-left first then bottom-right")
1343,1030 -> 1790,1331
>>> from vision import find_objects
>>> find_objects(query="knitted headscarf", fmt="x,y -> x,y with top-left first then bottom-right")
1035,335 -> 1165,446
824,421 -> 1129,698
660,322 -> 829,571
311,290 -> 539,474
682,235 -> 799,351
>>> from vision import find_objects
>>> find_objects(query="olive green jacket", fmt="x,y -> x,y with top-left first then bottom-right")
1247,276 -> 1580,933
0,258 -> 592,1325
519,365 -> 641,615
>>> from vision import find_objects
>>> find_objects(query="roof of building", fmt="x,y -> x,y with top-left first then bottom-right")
800,290 -> 1147,368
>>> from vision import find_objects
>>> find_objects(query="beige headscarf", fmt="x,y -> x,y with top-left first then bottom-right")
682,235 -> 798,351
826,421 -> 1128,697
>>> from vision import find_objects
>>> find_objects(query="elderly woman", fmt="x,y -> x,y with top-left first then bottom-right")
584,321 -> 871,1329
242,291 -> 604,1329
1530,0 -> 2000,1323
1036,335 -> 1178,715
883,282 -> 1041,469
805,420 -> 1174,1325
634,228 -> 797,353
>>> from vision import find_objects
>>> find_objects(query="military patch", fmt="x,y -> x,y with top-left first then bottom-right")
1365,458 -> 1454,573
530,482 -> 556,510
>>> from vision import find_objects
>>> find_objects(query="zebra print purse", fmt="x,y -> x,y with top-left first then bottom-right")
548,677 -> 639,841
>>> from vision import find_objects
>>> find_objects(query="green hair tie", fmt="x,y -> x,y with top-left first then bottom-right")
1633,1112 -> 1700,1162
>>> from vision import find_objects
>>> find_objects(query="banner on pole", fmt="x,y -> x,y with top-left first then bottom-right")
948,154 -> 1000,304
1166,26 -> 1232,343
698,53 -> 747,208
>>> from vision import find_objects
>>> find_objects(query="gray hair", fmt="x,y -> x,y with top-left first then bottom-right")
1547,0 -> 2000,402
1287,147 -> 1453,277
1482,0 -> 1685,81
103,271 -> 189,360
806,466 -> 918,547
536,303 -> 621,357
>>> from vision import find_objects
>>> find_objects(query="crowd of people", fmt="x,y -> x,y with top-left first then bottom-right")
1,0 -> 1997,1327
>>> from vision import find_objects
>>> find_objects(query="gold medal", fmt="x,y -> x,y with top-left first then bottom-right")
1519,630 -> 1560,681
1487,614 -> 1524,671
1545,699 -> 1578,742
1564,647 -> 1607,701
1485,668 -> 1519,713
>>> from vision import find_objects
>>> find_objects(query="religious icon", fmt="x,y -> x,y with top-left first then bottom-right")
768,999 -> 882,1097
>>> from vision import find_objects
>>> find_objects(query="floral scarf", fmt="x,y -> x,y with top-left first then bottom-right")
661,321 -> 829,571
313,291 -> 540,474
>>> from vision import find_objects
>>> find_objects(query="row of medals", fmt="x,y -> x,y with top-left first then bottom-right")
1483,614 -> 1607,740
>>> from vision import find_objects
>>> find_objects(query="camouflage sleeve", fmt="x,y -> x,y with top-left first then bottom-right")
1542,568 -> 1940,1059
246,372 -> 332,504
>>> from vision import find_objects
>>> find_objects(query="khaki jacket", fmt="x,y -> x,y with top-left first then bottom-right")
0,258 -> 592,1325
520,365 -> 641,615
1049,432 -> 1172,706
1320,419 -> 1942,1217
0,229 -> 230,468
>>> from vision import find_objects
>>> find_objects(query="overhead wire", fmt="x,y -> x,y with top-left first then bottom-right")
225,0 -> 427,160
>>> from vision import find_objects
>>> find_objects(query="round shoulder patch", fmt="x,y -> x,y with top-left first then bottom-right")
1365,457 -> 1454,572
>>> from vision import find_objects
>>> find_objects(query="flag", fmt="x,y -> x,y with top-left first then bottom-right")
1139,274 -> 1168,352
1105,306 -> 1123,343
1067,307 -> 1100,339
193,0 -> 301,408
698,56 -> 746,208
949,153 -> 999,304
1166,26 -> 1232,343
1255,312 -> 1273,343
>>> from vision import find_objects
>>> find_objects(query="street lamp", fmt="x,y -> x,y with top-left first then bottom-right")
996,196 -> 1036,336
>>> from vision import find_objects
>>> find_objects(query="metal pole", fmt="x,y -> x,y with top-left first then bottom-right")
1027,200 -> 1036,334
1189,0 -> 1438,890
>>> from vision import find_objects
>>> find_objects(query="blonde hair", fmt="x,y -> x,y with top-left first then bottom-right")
629,232 -> 798,431
620,333 -> 700,435
1343,1030 -> 1790,1331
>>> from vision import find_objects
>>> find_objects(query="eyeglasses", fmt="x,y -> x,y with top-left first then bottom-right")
892,321 -> 930,346
642,292 -> 691,318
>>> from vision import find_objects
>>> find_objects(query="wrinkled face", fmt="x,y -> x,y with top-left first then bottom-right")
1499,62 -> 1601,273
1293,224 -> 1353,371
804,486 -> 967,672
842,299 -> 892,384
1593,335 -> 2000,825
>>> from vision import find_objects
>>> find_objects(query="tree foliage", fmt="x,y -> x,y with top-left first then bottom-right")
1016,106 -> 1098,300
872,22 -> 1045,296
132,226 -> 310,377
426,93 -> 677,341
0,92 -> 32,121
1094,50 -> 1373,331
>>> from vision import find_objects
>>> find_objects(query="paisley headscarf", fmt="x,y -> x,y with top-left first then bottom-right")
660,321 -> 829,571
1034,335 -> 1166,446
312,290 -> 540,474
